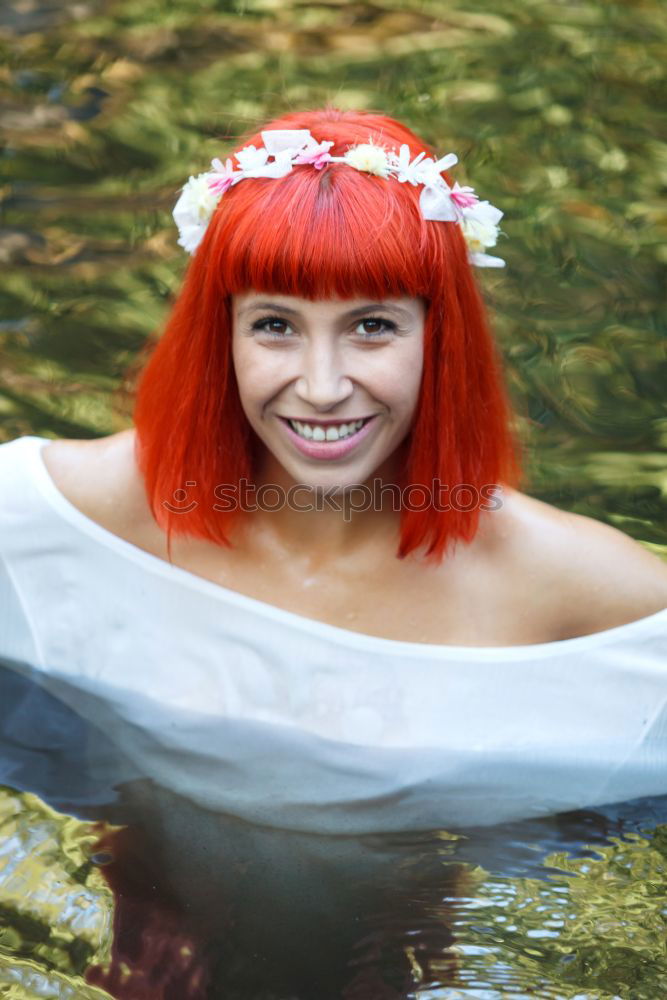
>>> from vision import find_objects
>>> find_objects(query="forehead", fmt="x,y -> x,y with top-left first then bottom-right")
232,291 -> 425,322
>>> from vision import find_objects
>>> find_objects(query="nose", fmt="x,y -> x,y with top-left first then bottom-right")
293,341 -> 354,411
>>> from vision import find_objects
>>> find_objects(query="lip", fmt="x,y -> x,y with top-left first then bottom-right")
278,415 -> 378,460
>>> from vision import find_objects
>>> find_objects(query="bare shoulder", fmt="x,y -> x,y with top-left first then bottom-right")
41,429 -> 149,535
495,486 -> 667,636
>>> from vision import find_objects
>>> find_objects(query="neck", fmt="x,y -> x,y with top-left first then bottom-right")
239,450 -> 405,567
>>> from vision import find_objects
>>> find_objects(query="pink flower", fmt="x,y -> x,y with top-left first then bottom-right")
208,157 -> 238,195
294,140 -> 334,171
449,182 -> 479,209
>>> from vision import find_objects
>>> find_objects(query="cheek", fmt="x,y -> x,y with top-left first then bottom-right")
374,355 -> 423,410
232,343 -> 276,404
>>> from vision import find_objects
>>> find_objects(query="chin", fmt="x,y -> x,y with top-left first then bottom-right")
282,464 -> 379,493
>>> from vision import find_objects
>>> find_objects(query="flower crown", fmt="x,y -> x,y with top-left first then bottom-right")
173,128 -> 506,268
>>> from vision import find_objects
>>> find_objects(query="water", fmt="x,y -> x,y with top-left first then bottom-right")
1,0 -> 666,996
3,669 -> 667,998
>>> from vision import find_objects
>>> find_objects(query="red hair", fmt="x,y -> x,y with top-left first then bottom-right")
131,107 -> 523,563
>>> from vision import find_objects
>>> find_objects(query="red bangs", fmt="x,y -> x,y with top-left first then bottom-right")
204,163 -> 445,301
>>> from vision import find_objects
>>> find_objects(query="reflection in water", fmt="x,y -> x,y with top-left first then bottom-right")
2,663 -> 667,999
86,788 -> 468,999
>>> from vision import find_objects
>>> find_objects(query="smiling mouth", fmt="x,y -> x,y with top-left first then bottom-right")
279,415 -> 375,442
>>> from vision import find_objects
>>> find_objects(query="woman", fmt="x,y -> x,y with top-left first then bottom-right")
2,104 -> 667,824
31,111 -> 667,643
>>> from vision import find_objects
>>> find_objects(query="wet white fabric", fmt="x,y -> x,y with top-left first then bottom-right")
1,434 -> 666,834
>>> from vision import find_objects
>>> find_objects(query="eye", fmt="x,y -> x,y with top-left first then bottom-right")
355,317 -> 397,339
251,316 -> 293,338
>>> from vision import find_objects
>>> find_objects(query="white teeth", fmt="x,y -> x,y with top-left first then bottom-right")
288,419 -> 366,442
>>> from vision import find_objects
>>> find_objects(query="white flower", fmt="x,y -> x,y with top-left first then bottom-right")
431,152 -> 458,174
388,144 -> 429,184
468,251 -> 506,267
410,152 -> 458,187
172,173 -> 220,254
235,143 -> 294,179
419,181 -> 458,222
262,148 -> 295,177
459,199 -> 503,252
343,143 -> 391,177
261,129 -> 314,156
235,144 -> 270,173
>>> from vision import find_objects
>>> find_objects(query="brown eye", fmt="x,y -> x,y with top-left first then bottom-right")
252,316 -> 292,337
355,317 -> 395,339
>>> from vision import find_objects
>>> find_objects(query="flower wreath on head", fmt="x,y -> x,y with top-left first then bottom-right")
173,128 -> 506,267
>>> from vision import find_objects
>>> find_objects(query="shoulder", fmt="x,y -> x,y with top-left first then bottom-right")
41,430 -> 151,537
494,486 -> 667,637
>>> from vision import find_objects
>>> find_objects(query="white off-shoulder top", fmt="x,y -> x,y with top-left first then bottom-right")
1,435 -> 666,834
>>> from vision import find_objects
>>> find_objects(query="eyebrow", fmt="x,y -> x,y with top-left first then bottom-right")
237,300 -> 417,321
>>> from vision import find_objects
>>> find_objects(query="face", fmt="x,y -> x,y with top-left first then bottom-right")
231,292 -> 426,491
